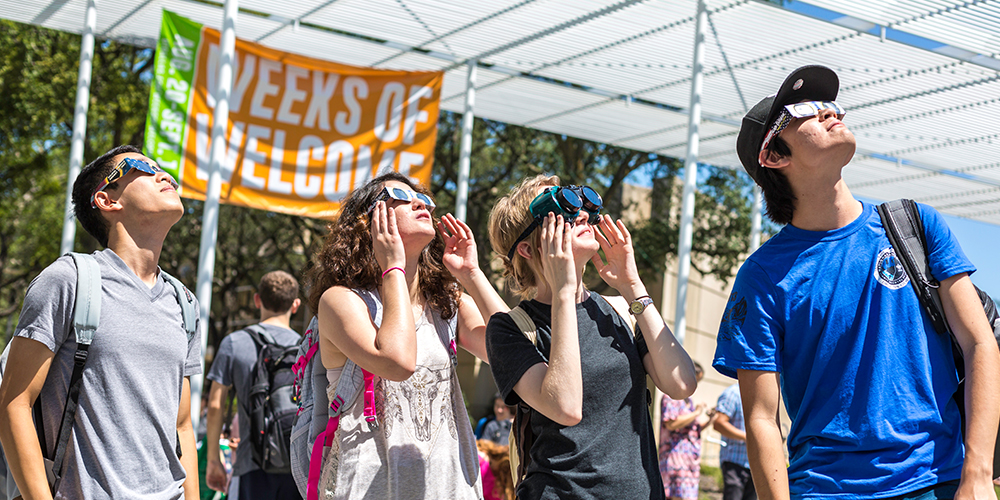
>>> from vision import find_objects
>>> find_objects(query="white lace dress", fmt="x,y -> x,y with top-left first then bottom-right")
320,298 -> 482,499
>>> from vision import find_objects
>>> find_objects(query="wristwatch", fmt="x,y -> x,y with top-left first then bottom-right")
629,295 -> 654,315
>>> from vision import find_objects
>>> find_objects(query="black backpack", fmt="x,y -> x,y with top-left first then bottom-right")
244,325 -> 300,474
877,199 -> 1000,478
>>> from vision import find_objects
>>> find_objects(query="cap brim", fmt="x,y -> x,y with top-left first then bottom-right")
761,65 -> 840,141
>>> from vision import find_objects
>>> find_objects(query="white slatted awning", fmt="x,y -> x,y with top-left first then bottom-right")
5,0 -> 1000,224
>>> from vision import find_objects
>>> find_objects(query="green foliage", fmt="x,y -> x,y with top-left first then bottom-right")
431,110 -> 760,299
0,20 -> 766,353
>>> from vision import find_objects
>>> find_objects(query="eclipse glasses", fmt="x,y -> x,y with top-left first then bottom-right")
760,100 -> 846,153
90,157 -> 178,208
506,185 -> 603,260
366,186 -> 436,215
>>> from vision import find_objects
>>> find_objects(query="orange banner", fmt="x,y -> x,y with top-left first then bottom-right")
154,12 -> 442,219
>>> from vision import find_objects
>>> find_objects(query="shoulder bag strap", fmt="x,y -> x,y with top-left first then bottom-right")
245,324 -> 276,346
508,306 -> 539,349
877,199 -> 950,334
160,271 -> 197,342
48,253 -> 102,483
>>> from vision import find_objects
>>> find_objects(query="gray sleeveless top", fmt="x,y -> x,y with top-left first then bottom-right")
320,289 -> 482,499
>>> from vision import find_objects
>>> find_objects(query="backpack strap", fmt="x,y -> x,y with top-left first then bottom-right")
877,199 -> 950,334
161,270 -> 197,342
508,306 -> 539,347
245,324 -> 277,347
49,253 -> 102,484
506,305 -> 543,488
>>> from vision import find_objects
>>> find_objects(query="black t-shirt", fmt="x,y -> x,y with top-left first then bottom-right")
485,294 -> 665,500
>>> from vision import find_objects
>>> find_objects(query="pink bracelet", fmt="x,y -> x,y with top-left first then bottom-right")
381,266 -> 405,278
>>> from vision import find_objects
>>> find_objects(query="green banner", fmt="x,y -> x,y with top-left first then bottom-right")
144,10 -> 203,182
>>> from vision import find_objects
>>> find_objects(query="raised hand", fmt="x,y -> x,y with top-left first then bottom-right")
370,200 -> 406,272
591,214 -> 642,295
439,213 -> 480,280
539,213 -> 578,295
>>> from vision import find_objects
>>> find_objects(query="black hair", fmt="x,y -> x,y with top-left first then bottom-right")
757,136 -> 796,226
71,145 -> 142,248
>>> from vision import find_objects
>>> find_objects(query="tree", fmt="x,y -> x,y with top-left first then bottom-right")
0,20 -> 769,352
430,111 -> 766,300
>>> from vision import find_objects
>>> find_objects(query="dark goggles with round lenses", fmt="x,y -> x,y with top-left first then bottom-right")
506,185 -> 603,260
366,186 -> 436,215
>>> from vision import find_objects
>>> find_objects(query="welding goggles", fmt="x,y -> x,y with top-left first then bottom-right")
90,157 -> 178,208
760,100 -> 846,153
506,185 -> 603,260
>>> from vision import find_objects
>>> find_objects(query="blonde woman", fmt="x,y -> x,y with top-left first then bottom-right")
485,175 -> 698,500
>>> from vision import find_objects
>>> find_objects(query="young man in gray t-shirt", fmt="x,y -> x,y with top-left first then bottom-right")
0,145 -> 202,499
205,270 -> 302,499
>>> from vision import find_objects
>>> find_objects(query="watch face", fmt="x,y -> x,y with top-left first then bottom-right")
630,300 -> 645,314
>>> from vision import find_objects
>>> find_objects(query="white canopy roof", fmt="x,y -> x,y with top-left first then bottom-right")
6,0 -> 1000,224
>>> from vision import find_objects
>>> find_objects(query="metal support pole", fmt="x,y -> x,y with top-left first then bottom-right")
751,185 -> 763,251
192,0 -> 238,426
455,59 -> 476,222
671,0 -> 707,346
60,0 -> 98,255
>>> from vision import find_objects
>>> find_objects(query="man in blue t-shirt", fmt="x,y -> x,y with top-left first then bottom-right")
713,65 -> 999,500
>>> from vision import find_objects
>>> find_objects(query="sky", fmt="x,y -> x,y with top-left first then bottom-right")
623,167 -> 1000,301
854,196 -> 999,300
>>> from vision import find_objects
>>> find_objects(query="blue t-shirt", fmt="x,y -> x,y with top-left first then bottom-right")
713,201 -> 975,499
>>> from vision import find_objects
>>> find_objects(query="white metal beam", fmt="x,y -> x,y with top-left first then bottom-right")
192,0 -> 238,427
60,0 -> 97,255
672,0 -> 707,346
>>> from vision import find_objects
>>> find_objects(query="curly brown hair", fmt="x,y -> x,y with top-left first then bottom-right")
306,172 -> 461,319
477,439 -> 514,500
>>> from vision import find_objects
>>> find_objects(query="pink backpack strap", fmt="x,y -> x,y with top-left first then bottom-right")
362,369 -> 378,430
307,415 -> 341,500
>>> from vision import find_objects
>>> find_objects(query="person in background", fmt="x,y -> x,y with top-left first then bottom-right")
714,383 -> 754,500
477,439 -> 514,500
658,362 -> 715,500
204,270 -> 303,499
482,393 -> 515,446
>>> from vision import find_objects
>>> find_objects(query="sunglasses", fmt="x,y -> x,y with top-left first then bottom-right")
506,185 -> 603,260
760,100 -> 846,153
366,186 -> 436,215
90,157 -> 178,208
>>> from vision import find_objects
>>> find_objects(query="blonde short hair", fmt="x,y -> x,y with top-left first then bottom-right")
488,174 -> 559,299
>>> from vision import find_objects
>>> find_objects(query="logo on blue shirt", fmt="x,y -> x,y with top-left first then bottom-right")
875,247 -> 909,290
719,292 -> 748,341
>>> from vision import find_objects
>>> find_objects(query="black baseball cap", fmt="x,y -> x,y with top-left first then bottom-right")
736,65 -> 840,182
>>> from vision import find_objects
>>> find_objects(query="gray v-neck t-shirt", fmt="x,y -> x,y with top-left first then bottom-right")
14,249 -> 202,499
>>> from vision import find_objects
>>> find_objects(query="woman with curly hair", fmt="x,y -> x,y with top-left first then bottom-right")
307,172 -> 507,499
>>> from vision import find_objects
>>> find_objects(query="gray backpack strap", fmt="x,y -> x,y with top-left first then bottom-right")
69,253 -> 101,346
430,308 -> 460,366
160,270 -> 197,341
47,253 -> 102,487
327,290 -> 383,422
246,324 -> 276,346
